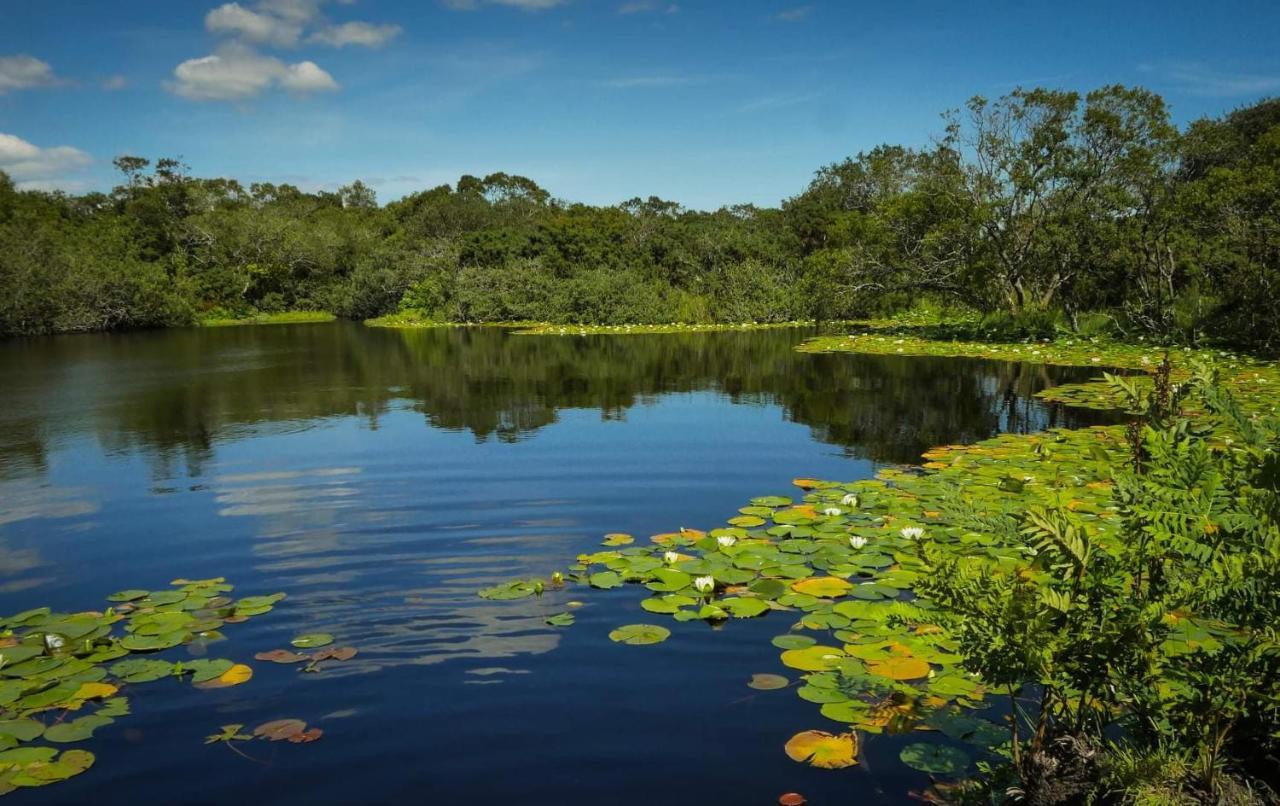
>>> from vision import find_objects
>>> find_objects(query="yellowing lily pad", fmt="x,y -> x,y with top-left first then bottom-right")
194,663 -> 253,689
784,730 -> 858,769
748,673 -> 789,690
867,656 -> 932,681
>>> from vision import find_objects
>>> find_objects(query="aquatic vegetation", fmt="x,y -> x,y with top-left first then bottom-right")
0,578 -> 285,795
513,322 -> 821,336
477,332 -> 1280,796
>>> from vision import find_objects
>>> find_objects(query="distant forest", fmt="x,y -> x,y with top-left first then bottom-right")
2,86 -> 1277,352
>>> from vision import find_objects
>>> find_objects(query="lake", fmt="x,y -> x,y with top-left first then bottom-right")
0,323 -> 1107,805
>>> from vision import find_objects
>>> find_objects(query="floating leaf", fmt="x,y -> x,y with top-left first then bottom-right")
748,673 -> 789,690
0,719 -> 45,742
105,590 -> 148,603
110,658 -> 173,683
784,730 -> 858,769
790,577 -> 853,598
44,715 -> 113,743
254,649 -> 308,664
288,727 -> 323,743
544,613 -> 575,627
899,743 -> 970,775
780,646 -> 846,672
771,634 -> 817,650
254,719 -> 307,741
205,724 -> 252,744
601,533 -> 634,546
290,633 -> 334,649
310,646 -> 357,662
608,624 -> 671,646
867,656 -> 931,681
177,659 -> 234,683
194,663 -> 252,689
588,571 -> 622,590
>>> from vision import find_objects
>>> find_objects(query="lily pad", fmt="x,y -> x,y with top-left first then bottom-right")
544,613 -> 575,627
899,743 -> 970,775
608,624 -> 671,646
748,673 -> 789,690
784,730 -> 858,769
290,633 -> 334,649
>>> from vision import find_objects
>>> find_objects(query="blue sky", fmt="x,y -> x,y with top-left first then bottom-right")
2,0 -> 1279,209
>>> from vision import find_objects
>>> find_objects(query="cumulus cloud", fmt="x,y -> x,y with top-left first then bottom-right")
308,21 -> 402,47
0,55 -> 60,93
0,132 -> 93,189
206,2 -> 305,47
169,43 -> 338,100
204,0 -> 397,47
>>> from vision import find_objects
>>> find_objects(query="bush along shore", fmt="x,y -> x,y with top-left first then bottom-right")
3,90 -> 1280,357
480,334 -> 1280,804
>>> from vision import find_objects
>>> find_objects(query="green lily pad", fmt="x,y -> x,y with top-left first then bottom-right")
290,633 -> 334,649
110,658 -> 174,683
608,624 -> 671,646
44,715 -> 113,744
899,743 -> 970,775
0,719 -> 45,742
544,613 -> 575,627
106,590 -> 149,603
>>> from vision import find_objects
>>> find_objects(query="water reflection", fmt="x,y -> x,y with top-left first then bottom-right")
0,323 -> 1099,479
0,324 -> 1119,804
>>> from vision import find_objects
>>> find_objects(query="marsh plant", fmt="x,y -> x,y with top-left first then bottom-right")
918,362 -> 1280,803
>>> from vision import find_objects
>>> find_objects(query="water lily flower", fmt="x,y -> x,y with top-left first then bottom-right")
900,526 -> 925,541
44,633 -> 65,650
849,535 -> 867,550
716,535 -> 736,548
823,507 -> 841,516
663,550 -> 679,564
694,575 -> 715,594
841,493 -> 858,507
551,571 -> 564,585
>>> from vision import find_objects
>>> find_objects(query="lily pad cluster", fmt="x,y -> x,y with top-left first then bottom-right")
477,334 -> 1280,783
0,578 -> 284,795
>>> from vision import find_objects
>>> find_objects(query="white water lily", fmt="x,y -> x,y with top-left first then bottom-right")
822,507 -> 841,516
694,575 -> 715,594
663,550 -> 679,564
716,535 -> 736,548
849,535 -> 867,550
44,633 -> 65,650
840,494 -> 859,507
900,526 -> 925,541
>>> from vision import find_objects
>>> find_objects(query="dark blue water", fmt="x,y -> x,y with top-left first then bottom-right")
0,324 -> 1104,805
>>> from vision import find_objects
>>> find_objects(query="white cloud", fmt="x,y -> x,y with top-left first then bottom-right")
775,5 -> 813,22
443,0 -> 567,10
617,1 -> 677,12
206,2 -> 305,47
168,43 -> 338,101
101,75 -> 128,91
1140,62 -> 1280,98
309,21 -> 402,47
0,55 -> 59,93
0,132 -> 93,189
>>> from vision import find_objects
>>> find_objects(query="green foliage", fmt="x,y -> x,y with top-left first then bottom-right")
916,362 -> 1280,801
2,88 -> 1278,350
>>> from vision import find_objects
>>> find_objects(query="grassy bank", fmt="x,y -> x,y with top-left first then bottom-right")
199,311 -> 336,327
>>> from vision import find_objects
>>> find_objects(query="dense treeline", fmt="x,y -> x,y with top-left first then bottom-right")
1,86 -> 1277,351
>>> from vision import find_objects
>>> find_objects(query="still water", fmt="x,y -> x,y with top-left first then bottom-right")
0,324 -> 1104,805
